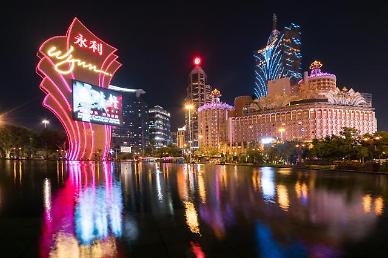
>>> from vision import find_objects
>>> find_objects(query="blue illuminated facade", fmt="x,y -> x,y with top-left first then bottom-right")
254,15 -> 302,99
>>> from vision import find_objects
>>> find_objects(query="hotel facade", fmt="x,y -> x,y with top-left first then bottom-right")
198,89 -> 233,149
228,61 -> 377,146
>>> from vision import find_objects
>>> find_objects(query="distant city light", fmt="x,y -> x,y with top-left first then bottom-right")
193,57 -> 201,66
261,137 -> 274,145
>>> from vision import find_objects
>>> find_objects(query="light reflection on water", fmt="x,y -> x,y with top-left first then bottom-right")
39,162 -> 134,258
0,161 -> 387,257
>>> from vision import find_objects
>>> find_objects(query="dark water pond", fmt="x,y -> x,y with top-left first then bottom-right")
0,161 -> 387,257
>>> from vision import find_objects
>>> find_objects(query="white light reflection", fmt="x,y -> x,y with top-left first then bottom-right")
156,170 -> 163,201
261,167 -> 275,202
43,178 -> 51,221
75,183 -> 123,244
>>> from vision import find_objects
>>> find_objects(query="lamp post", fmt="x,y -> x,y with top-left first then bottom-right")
278,127 -> 286,142
42,119 -> 50,129
185,103 -> 194,163
41,119 -> 50,159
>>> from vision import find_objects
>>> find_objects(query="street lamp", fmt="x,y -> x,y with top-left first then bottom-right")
185,103 -> 194,163
41,119 -> 50,160
278,127 -> 286,141
42,119 -> 50,129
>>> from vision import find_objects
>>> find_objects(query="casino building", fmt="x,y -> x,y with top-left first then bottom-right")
198,89 -> 233,149
228,61 -> 377,146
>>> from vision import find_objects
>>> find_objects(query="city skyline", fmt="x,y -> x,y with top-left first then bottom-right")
1,2 -> 387,131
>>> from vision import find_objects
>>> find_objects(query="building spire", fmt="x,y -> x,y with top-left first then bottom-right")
272,13 -> 277,31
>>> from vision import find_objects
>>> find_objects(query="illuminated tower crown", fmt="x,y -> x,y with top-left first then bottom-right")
253,15 -> 302,99
309,60 -> 323,75
211,88 -> 221,103
306,60 -> 336,93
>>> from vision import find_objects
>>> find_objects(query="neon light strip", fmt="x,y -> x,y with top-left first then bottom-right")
47,46 -> 113,76
38,70 -> 77,160
42,95 -> 76,160
43,96 -> 74,159
38,36 -> 72,93
38,41 -> 80,160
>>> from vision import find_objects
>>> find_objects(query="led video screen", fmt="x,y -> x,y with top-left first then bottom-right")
72,80 -> 122,126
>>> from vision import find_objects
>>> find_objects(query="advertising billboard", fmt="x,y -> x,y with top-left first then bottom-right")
73,80 -> 122,126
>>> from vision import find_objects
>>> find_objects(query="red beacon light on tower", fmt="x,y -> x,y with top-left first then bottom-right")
193,56 -> 202,66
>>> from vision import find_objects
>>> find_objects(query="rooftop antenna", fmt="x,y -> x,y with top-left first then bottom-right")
272,13 -> 277,31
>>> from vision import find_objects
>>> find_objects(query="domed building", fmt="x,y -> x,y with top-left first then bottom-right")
198,89 -> 233,149
299,60 -> 337,97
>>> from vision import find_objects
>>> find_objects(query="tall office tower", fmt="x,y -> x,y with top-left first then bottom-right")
148,105 -> 172,148
110,86 -> 149,154
253,14 -> 302,99
185,57 -> 212,148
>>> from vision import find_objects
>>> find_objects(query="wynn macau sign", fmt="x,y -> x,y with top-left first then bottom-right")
36,18 -> 122,160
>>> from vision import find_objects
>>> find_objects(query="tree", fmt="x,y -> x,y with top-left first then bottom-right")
267,141 -> 303,164
35,129 -> 66,151
307,128 -> 388,163
0,125 -> 35,158
154,145 -> 182,158
246,148 -> 264,164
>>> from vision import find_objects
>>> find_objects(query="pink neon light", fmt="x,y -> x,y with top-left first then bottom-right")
37,18 -> 121,160
37,36 -> 72,92
39,75 -> 78,159
88,126 -> 94,161
99,54 -> 117,87
103,57 -> 121,87
43,94 -> 78,160
40,78 -> 76,159
40,75 -> 78,160
66,46 -> 84,160
42,96 -> 75,159
37,59 -> 72,111
38,43 -> 78,159
198,102 -> 233,112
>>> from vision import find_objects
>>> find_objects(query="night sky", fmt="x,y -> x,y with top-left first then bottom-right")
1,1 -> 387,131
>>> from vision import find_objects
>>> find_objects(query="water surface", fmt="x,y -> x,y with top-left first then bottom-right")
0,161 -> 387,257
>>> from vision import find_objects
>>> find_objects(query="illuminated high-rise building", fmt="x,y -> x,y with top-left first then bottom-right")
253,14 -> 302,99
148,105 -> 172,148
185,57 -> 212,148
110,86 -> 149,154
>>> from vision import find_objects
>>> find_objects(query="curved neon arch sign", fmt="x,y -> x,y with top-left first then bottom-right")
36,18 -> 121,160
